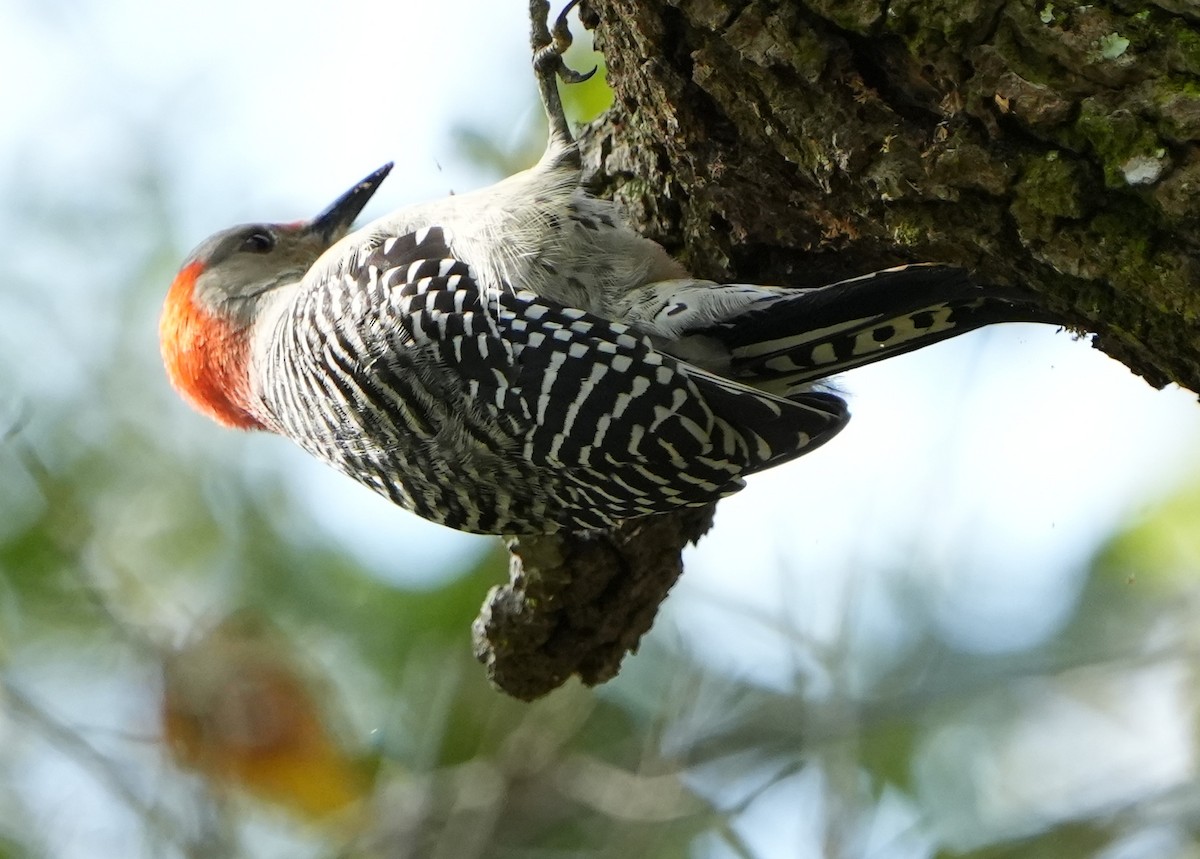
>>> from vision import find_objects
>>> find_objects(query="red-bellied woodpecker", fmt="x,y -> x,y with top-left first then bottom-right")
160,0 -> 1054,536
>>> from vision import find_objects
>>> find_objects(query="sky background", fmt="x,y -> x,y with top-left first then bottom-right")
2,1 -> 1200,856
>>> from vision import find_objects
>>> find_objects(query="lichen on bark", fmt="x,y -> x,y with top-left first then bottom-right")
583,0 -> 1200,389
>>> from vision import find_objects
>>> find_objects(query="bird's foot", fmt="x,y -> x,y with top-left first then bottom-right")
530,0 -> 596,149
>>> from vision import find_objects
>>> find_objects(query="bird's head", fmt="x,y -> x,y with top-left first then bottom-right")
160,164 -> 392,429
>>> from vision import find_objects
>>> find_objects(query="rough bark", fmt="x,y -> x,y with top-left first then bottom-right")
474,0 -> 1200,699
473,506 -> 713,700
585,0 -> 1200,389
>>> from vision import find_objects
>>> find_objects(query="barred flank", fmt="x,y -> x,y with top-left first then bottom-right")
257,227 -> 847,534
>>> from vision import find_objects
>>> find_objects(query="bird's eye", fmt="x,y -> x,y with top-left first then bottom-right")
241,231 -> 275,253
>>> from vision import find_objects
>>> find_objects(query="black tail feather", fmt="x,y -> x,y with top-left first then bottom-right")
704,265 -> 1057,390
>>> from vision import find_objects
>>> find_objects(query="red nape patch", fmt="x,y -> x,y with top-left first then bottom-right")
160,262 -> 266,430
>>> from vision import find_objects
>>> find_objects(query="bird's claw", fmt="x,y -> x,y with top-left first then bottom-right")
530,0 -> 594,149
532,0 -> 590,86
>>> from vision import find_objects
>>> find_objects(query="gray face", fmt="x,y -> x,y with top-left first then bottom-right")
187,223 -> 332,320
180,164 -> 394,324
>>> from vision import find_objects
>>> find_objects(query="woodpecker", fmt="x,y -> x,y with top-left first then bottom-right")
160,0 -> 1053,536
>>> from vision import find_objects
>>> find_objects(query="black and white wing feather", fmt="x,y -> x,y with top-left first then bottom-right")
263,226 -> 848,534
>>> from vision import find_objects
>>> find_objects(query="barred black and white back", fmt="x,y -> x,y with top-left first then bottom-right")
254,227 -> 849,534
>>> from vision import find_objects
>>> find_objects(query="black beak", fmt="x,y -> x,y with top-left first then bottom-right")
310,162 -> 394,241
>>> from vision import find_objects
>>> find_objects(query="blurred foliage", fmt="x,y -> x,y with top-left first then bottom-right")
1,19 -> 1199,859
1,154 -> 1199,857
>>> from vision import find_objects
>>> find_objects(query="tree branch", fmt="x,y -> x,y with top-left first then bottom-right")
473,0 -> 1200,699
584,0 -> 1200,391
